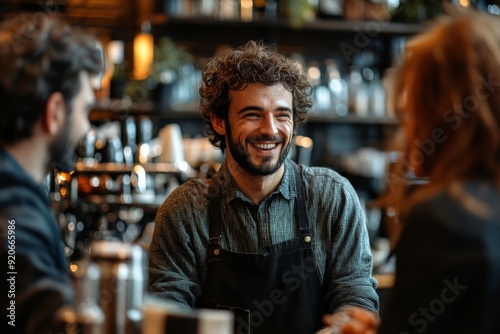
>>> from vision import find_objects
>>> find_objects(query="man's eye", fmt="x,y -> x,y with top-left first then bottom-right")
277,113 -> 292,119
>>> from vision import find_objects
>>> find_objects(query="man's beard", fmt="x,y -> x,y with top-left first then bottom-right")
49,117 -> 77,172
225,121 -> 292,176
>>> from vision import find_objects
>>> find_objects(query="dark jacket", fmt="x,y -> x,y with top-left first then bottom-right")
379,182 -> 500,334
0,149 -> 72,334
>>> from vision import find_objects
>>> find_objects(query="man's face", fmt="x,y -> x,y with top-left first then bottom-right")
223,83 -> 294,176
50,71 -> 95,171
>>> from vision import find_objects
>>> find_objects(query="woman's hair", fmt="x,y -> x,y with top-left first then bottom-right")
383,11 -> 500,217
0,13 -> 104,144
199,40 -> 313,152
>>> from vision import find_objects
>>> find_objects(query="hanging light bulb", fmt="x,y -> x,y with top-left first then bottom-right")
133,21 -> 153,80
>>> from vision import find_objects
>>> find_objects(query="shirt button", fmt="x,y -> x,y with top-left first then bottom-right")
304,236 -> 311,243
213,249 -> 220,256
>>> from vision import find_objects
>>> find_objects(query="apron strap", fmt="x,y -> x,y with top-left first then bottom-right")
291,162 -> 310,237
208,180 -> 222,250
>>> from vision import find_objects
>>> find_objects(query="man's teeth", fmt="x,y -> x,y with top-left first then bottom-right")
254,143 -> 276,150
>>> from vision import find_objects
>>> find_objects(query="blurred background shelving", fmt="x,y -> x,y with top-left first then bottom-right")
3,0 -> 493,268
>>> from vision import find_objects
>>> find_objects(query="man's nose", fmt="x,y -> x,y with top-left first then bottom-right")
259,115 -> 278,135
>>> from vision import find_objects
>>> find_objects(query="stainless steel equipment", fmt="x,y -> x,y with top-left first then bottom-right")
89,240 -> 147,334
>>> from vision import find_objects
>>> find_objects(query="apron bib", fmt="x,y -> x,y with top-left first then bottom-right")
199,164 -> 326,334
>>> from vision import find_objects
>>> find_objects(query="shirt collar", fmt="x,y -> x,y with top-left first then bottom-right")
212,159 -> 296,205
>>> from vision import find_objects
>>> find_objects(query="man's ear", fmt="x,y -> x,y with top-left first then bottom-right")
210,113 -> 226,136
44,92 -> 66,136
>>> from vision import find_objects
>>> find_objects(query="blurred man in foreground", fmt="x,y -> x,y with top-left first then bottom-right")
0,13 -> 103,333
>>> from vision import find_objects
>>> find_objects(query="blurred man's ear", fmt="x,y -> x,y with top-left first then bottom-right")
44,92 -> 66,136
210,113 -> 226,136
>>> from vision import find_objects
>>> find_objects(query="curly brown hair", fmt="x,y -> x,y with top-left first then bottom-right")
0,13 -> 104,144
199,40 -> 313,152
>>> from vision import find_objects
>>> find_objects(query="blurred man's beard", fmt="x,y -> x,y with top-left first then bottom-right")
49,120 -> 77,172
225,123 -> 291,176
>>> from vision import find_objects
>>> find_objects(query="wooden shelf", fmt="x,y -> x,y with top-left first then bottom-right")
91,99 -> 399,126
154,16 -> 427,58
307,113 -> 399,125
0,0 -> 137,29
74,160 -> 193,176
161,16 -> 427,36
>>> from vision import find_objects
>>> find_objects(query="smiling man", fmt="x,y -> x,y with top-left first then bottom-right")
149,40 -> 379,334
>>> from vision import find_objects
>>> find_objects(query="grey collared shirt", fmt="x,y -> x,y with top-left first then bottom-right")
149,159 -> 379,313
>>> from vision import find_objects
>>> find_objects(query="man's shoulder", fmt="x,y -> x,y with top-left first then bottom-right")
297,164 -> 351,187
159,178 -> 210,207
0,184 -> 58,251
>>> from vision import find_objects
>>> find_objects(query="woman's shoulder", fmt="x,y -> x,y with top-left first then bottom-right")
409,182 -> 500,222
403,182 -> 500,248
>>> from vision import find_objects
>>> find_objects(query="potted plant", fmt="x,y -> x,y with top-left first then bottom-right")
150,37 -> 193,109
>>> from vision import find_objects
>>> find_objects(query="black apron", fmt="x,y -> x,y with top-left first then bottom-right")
199,164 -> 326,334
